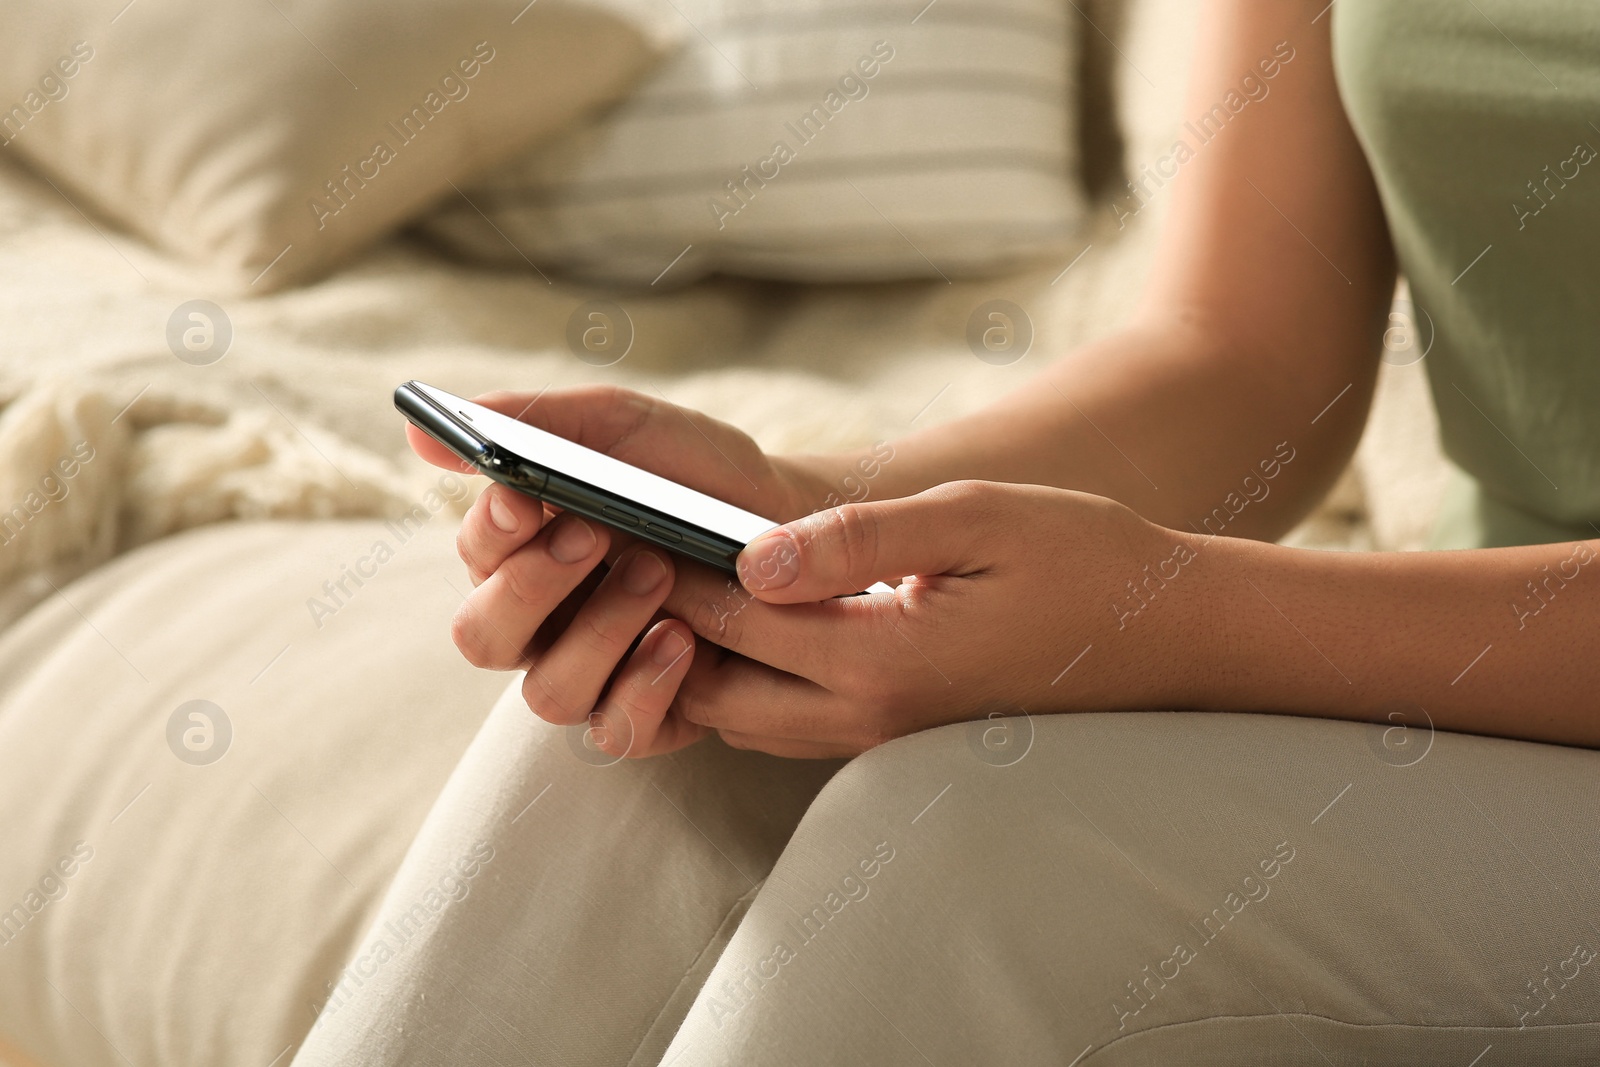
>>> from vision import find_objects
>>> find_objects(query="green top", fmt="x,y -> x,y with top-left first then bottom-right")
1334,0 -> 1600,549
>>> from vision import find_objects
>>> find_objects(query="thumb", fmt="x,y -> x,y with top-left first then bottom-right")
736,482 -> 995,603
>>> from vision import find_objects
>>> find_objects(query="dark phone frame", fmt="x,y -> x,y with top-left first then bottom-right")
395,382 -> 747,575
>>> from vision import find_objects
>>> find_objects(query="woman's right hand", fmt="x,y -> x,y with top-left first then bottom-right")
407,384 -> 841,754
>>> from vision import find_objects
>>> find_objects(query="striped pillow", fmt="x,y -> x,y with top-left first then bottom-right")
418,0 -> 1083,287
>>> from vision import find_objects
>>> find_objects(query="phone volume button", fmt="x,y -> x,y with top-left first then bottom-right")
601,506 -> 640,527
644,523 -> 683,544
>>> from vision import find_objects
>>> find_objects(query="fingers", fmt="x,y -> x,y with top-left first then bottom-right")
662,563 -> 887,682
452,514 -> 611,670
581,620 -> 706,758
404,386 -> 653,476
578,628 -> 855,760
714,731 -> 863,760
520,544 -> 678,726
668,648 -> 869,746
468,386 -> 652,455
735,481 -> 1000,603
457,483 -> 549,585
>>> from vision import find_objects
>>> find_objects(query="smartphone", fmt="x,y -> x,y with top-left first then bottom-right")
397,381 -> 788,576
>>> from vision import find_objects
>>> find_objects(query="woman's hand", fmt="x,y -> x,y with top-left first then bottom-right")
636,478 -> 1600,755
407,385 -> 866,755
593,481 -> 1215,759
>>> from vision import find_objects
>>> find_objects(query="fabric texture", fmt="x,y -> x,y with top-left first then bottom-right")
0,0 -> 678,291
418,0 -> 1087,287
0,521 -> 510,1067
1334,0 -> 1600,549
295,683 -> 1600,1065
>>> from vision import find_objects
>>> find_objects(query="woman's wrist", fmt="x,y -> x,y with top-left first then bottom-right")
1099,520 -> 1232,711
1167,529 -> 1600,745
1105,520 -> 1360,715
1158,530 -> 1382,716
1159,531 -> 1280,711
1177,533 -> 1403,716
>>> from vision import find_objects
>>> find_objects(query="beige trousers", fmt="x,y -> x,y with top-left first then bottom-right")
2,524 -> 1594,1066
292,677 -> 1600,1066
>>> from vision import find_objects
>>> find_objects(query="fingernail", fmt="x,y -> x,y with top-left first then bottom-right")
652,628 -> 689,666
738,530 -> 798,590
549,516 -> 598,563
622,551 -> 666,596
487,492 -> 518,534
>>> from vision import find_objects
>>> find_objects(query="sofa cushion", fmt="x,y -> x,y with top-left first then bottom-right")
0,520 -> 507,1067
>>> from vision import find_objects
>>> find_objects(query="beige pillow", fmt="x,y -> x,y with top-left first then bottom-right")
0,0 -> 677,291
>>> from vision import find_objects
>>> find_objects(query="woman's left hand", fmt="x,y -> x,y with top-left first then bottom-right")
583,480 -> 1216,759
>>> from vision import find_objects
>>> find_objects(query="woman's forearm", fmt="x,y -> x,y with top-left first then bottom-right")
1176,533 -> 1600,745
826,314 -> 1376,541
821,0 -> 1399,541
